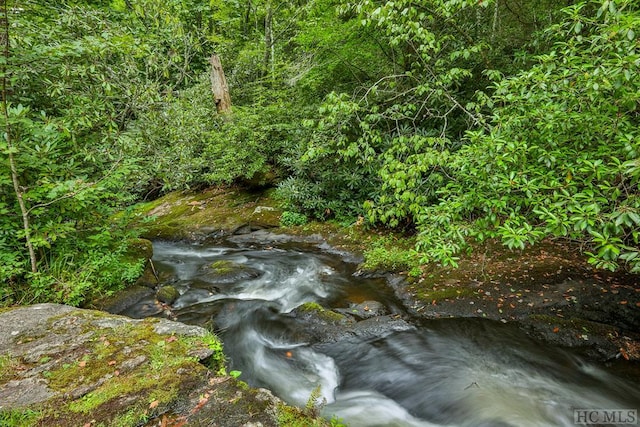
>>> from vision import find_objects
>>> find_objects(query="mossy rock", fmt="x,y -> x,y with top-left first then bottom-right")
199,260 -> 263,285
91,285 -> 155,315
156,286 -> 180,305
0,304 -> 328,426
336,300 -> 388,320
124,238 -> 153,260
295,302 -> 347,324
130,187 -> 283,240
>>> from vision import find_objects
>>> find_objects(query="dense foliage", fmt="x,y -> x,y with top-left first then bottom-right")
282,0 -> 640,272
0,0 -> 222,304
417,1 -> 640,270
1,0 -> 638,306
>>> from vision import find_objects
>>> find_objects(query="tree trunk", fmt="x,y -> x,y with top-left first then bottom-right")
243,0 -> 252,37
209,54 -> 232,114
491,0 -> 500,45
263,4 -> 273,76
1,0 -> 38,273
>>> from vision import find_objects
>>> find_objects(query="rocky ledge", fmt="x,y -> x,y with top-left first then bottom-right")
0,304 -> 329,427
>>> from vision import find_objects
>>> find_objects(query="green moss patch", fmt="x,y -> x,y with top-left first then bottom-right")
2,304 -> 323,426
297,302 -> 346,323
415,286 -> 475,303
130,187 -> 282,240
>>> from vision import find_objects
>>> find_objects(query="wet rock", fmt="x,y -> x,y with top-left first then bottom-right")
232,223 -> 255,235
227,229 -> 322,246
92,285 -> 154,315
156,285 -> 180,305
337,300 -> 388,320
199,260 -> 263,284
125,238 -> 153,260
288,300 -> 412,346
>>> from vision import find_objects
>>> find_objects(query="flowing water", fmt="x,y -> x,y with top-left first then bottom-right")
124,240 -> 640,427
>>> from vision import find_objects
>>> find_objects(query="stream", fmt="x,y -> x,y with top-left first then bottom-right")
123,239 -> 639,427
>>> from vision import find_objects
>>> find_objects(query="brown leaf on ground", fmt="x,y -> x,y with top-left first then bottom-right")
619,348 -> 630,361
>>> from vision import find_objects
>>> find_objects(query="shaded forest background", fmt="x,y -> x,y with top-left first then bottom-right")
1,0 -> 638,305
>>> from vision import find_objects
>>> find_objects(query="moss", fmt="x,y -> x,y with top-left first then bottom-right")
129,187 -> 282,240
31,315 -> 225,426
208,260 -> 235,275
123,238 -> 153,260
156,285 -> 179,304
527,314 -> 616,336
0,354 -> 20,384
276,404 -> 332,427
297,302 -> 346,323
0,408 -> 40,427
416,286 -> 475,302
362,237 -> 420,274
109,407 -> 150,427
181,332 -> 227,375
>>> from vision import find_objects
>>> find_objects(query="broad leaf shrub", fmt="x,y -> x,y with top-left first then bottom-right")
414,0 -> 640,271
280,211 -> 308,227
0,0 -> 206,306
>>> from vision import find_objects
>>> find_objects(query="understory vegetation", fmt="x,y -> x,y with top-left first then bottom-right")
1,0 -> 638,306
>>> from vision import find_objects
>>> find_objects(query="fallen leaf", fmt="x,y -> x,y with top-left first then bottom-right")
619,348 -> 630,361
78,361 -> 86,368
553,327 -> 560,333
166,336 -> 178,343
108,360 -> 117,366
149,400 -> 159,409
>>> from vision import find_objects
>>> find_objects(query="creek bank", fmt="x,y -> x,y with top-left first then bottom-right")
392,239 -> 640,363
0,304 -> 329,427
128,188 -> 640,364
131,186 -> 282,241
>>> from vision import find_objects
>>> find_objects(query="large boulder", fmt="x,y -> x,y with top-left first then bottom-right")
131,188 -> 283,240
0,304 -> 330,426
